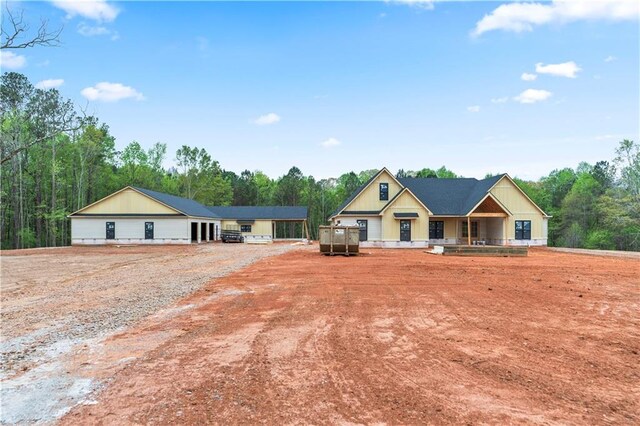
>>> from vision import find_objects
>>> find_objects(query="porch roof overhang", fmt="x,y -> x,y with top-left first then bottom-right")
393,212 -> 419,219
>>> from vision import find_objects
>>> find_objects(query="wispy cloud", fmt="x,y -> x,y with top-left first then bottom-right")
77,22 -> 118,40
521,72 -> 537,81
0,51 -> 26,69
514,89 -> 552,104
472,0 -> 638,36
594,134 -> 624,141
35,79 -> 64,90
604,55 -> 617,62
389,0 -> 435,10
535,61 -> 581,78
491,97 -> 509,104
467,105 -> 480,113
254,113 -> 281,126
320,137 -> 341,148
51,0 -> 120,22
81,82 -> 144,102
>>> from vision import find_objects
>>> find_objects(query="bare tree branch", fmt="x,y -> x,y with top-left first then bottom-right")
1,5 -> 63,50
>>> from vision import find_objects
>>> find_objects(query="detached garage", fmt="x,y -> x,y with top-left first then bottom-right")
69,186 -> 221,245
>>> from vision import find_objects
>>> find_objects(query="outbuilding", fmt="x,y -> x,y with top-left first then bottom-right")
207,206 -> 309,242
69,186 -> 221,245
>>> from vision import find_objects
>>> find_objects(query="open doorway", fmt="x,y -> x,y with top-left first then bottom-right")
191,222 -> 198,242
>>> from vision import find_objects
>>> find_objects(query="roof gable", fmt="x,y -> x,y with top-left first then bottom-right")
70,187 -> 183,216
488,175 -> 549,217
380,188 -> 432,215
331,168 -> 403,217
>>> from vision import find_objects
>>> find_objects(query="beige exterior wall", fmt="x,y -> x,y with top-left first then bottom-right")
244,220 -> 273,236
381,191 -> 429,241
79,188 -> 179,215
221,219 -> 273,236
490,177 -> 546,241
343,170 -> 403,213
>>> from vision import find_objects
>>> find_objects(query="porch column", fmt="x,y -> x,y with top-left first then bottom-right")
206,222 -> 210,242
467,216 -> 471,246
197,222 -> 202,243
503,218 -> 507,246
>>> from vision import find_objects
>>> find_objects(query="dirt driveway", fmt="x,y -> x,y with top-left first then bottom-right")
46,247 -> 640,425
0,243 -> 301,424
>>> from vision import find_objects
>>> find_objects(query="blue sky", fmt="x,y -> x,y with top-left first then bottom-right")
2,0 -> 638,180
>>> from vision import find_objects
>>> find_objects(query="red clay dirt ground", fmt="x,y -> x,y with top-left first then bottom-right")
61,247 -> 639,425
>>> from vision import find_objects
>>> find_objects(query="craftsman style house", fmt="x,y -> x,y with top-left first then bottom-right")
330,168 -> 549,247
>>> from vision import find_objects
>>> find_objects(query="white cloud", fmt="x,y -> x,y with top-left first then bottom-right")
604,55 -> 617,62
514,89 -> 553,104
535,61 -> 581,78
472,0 -> 639,36
81,82 -> 144,102
35,79 -> 64,89
389,0 -> 434,10
467,105 -> 480,113
77,22 -> 119,40
0,51 -> 27,69
254,113 -> 281,125
51,0 -> 119,22
77,22 -> 109,36
320,137 -> 341,148
521,72 -> 538,81
491,97 -> 509,104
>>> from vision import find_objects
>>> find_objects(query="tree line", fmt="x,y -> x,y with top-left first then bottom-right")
1,71 -> 638,250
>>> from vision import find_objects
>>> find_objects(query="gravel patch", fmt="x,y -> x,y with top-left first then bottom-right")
0,243 -> 302,423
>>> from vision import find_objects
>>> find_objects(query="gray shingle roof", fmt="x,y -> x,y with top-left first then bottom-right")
398,174 -> 504,215
331,171 -> 507,217
133,187 -> 220,219
207,206 -> 308,220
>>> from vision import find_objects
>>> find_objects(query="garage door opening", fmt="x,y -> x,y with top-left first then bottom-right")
191,222 -> 198,242
201,223 -> 207,242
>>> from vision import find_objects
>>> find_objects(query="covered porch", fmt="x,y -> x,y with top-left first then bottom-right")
428,193 -> 511,246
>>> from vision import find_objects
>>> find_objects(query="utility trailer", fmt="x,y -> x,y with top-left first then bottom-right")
221,228 -> 244,243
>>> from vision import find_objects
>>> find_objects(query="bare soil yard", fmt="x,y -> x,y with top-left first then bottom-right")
44,247 -> 640,425
0,243 -> 300,423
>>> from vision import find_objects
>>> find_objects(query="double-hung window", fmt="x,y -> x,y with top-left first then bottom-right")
515,220 -> 531,240
379,183 -> 389,201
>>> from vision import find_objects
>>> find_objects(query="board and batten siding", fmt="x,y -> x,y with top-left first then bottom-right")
221,219 -> 273,236
490,177 -> 547,245
381,191 -> 429,242
334,216 -> 382,241
343,170 -> 403,213
80,188 -> 179,215
71,217 -> 190,244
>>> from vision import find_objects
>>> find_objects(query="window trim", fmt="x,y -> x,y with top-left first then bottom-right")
106,221 -> 115,240
379,182 -> 389,201
429,220 -> 444,239
461,221 -> 478,238
145,221 -> 154,240
515,220 -> 531,240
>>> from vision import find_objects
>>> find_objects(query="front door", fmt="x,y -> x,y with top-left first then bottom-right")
106,222 -> 115,239
356,219 -> 368,241
145,222 -> 154,239
400,220 -> 411,242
